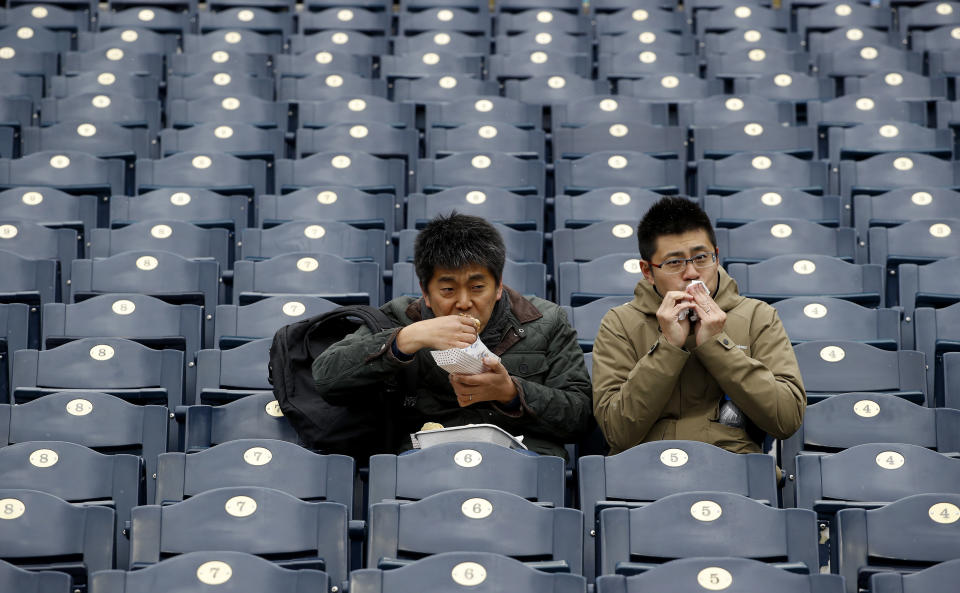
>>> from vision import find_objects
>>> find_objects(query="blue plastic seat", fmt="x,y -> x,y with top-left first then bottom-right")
692,121 -> 817,160
392,29 -> 488,55
0,151 -> 125,199
551,95 -> 669,129
0,47 -> 57,82
705,48 -> 810,80
914,302 -> 960,406
76,28 -> 177,54
911,24 -> 960,53
806,95 -> 926,129
897,256 -> 960,327
279,72 -> 388,101
257,186 -> 398,235
406,187 -> 544,230
426,123 -> 545,159
498,30 -> 592,54
274,51 -> 374,78
127,485 -> 348,588
232,252 -> 382,305
290,30 -> 389,55
854,189 -> 960,265
842,71 -> 948,102
392,75 -> 499,105
553,122 -> 685,160
0,488 -> 113,588
598,50 -> 699,80
297,96 -> 415,129
695,4 -> 789,34
562,296 -> 631,352
555,151 -> 685,195
704,189 -> 843,227
214,296 -> 339,349
700,28 -> 798,54
97,7 -> 191,35
827,122 -> 952,165
556,253 -> 646,306
598,491 -> 818,576
726,254 -> 885,306
181,392 -> 300,452
89,220 -> 231,270
553,221 -> 641,274
159,122 -> 286,162
794,340 -> 927,404
0,219 -> 76,297
488,50 -> 591,81
241,220 -> 386,269
194,337 -> 268,404
166,72 -> 275,101
166,95 -> 287,129
899,2 -> 960,38
61,48 -> 163,79
796,2 -> 891,40
296,123 -> 418,164
871,557 -> 960,593
695,153 -> 832,196
39,93 -> 162,135
555,188 -> 670,229
47,72 -> 159,102
398,7 -> 491,35
0,24 -> 71,52
503,75 -> 609,106
416,152 -> 545,195
579,440 -> 779,581
110,188 -> 249,235
680,95 -> 796,130
497,9 -> 589,35
182,29 -> 284,54
276,151 -> 405,194
0,4 -> 89,34
168,51 -> 273,79
368,488 -> 582,572
381,51 -> 483,80
0,188 -> 100,243
196,7 -> 294,36
807,26 -> 898,57
598,30 -> 696,55
595,7 -> 688,35
298,7 -> 391,35
772,297 -> 900,349
715,219 -> 856,265
871,219 -> 960,305
0,558 -> 69,592
816,45 -> 922,78
89,551 -> 329,593
135,152 -> 268,197
731,71 -> 834,104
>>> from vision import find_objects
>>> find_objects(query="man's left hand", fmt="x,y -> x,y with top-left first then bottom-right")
687,281 -> 727,346
449,356 -> 518,407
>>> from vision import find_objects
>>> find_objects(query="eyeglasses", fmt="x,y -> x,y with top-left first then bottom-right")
649,250 -> 718,275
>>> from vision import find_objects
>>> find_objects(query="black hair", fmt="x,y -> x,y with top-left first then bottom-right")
414,212 -> 506,287
636,196 -> 717,260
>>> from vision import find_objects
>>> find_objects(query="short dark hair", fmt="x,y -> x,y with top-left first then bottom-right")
637,196 -> 717,260
414,213 -> 506,287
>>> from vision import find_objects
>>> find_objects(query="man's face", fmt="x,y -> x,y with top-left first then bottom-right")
422,264 -> 503,332
640,229 -> 720,296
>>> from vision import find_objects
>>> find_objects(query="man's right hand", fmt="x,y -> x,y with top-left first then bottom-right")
395,315 -> 479,354
656,290 -> 696,348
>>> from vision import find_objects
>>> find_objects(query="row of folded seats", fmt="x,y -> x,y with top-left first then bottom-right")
2,425 -> 960,592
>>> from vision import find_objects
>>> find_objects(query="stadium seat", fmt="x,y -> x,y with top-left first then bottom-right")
552,122 -> 684,160
704,189 -> 843,227
195,337 -> 271,404
89,551 -> 329,593
298,96 -> 415,129
816,45 -> 922,78
22,120 -> 152,161
297,8 -> 390,36
0,220 -> 76,298
779,393 -> 960,506
869,218 -> 960,274
75,28 -> 177,54
156,438 -> 353,510
898,2 -> 960,38
555,151 -> 685,195
0,95 -> 34,133
827,122 -> 952,165
296,123 -> 418,164
727,254 -> 885,306
498,30 -> 592,54
0,488 -> 113,588
392,29 -> 488,55
391,75 -> 499,105
562,296 -> 631,352
806,95 -> 926,129
0,4 -> 89,34
89,220 -> 231,270
914,302 -> 960,406
700,28 -> 798,55
871,558 -> 960,593
598,51 -> 699,80
595,557 -> 844,593
555,188 -> 668,229
110,188 -> 249,235
61,48 -> 163,79
854,189 -> 960,267
834,493 -> 960,593
416,152 -> 546,195
0,303 -> 28,399
0,441 -> 140,567
556,253 -> 646,306
772,297 -> 900,349
257,186 -> 398,235
391,260 -> 547,299
274,51 -> 374,78
695,4 -> 789,34
579,440 -> 778,581
240,221 -> 387,270
731,71 -> 834,104
135,152 -> 268,197
796,2 -> 891,40
0,47 -> 58,82
896,257 -> 960,329
695,153 -> 832,197
214,296 -> 339,349
350,551 -> 586,593
275,152 -> 405,195
705,48 -> 811,80
397,7 -> 491,36
288,30 -> 389,56
692,121 -> 817,161
425,96 -> 540,129
232,252 -> 382,305
550,96 -> 669,129
685,95 -> 797,131
127,485 -> 349,588
368,442 -> 565,507
367,488 -> 582,572
406,187 -> 544,230
97,7 -> 190,36
553,221 -> 641,273
497,9 -> 588,35
794,340 -> 926,404
196,7 -> 294,36
911,23 -> 960,53
0,186 -> 97,236
598,30 -> 695,56
503,75 -> 609,106
159,123 -> 286,162
598,491 -> 818,576
381,51 -> 483,81
182,29 -> 284,55
0,558 -> 69,592
181,392 -> 300,452
714,219 -> 856,265
0,151 -> 125,199
426,123 -> 546,159
0,251 -> 58,327
166,96 -> 287,129
488,50 -> 591,81
842,71 -> 948,102
595,7 -> 687,36
165,72 -> 275,101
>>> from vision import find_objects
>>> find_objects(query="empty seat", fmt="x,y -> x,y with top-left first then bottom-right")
550,96 -> 669,129
700,28 -> 797,55
392,30 -> 488,55
773,297 -> 900,349
195,337 -> 271,404
182,29 -> 284,55
0,47 -> 58,82
38,92 -> 160,134
295,123 -> 418,164
704,189 -> 843,228
827,122 -> 952,164
618,73 -> 724,104
166,96 -> 287,129
89,220 -> 231,270
897,256 -> 960,328
381,51 -> 483,81
695,4 -> 789,34
695,153 -> 832,197
159,123 -> 286,161
0,488 -> 113,589
556,253 -> 646,307
854,189 -> 960,267
596,557 -> 843,593
127,485 -> 348,588
503,75 -> 609,106
0,557 -> 69,592
0,4 -> 89,34
498,30 -> 592,54
22,120 -> 152,161
182,392 -> 300,452
579,440 -> 778,581
488,51 -> 591,81
241,221 -> 386,269
681,95 -> 796,130
731,71 -> 834,104
598,51 -> 699,80
275,152 -> 405,195
715,219 -> 856,265
914,302 -> 960,406
794,340 -> 926,404
595,8 -> 687,35
0,151 -> 125,199
425,124 -> 545,159
257,186 -> 397,235
911,24 -> 960,53
693,122 -> 817,161
290,30 -> 388,55
75,28 -> 176,54
555,152 -> 685,195
135,152 -> 268,197
562,296 -> 631,352
553,221 -> 640,272
780,393 -> 960,506
232,252 -> 382,305
796,2 -> 891,39
553,122 -> 685,160
498,9 -> 589,35
368,488 -> 582,572
842,71 -> 948,102
397,7 -> 491,36
871,557 -> 960,593
61,48 -> 163,79
166,72 -> 275,101
727,255 -> 884,306
705,48 -> 811,80
0,303 -> 28,399
89,551 -> 329,593
0,220 -> 76,298
297,8 -> 390,36
424,96 -> 540,129
0,441 -> 139,567
816,45 -> 922,78
870,218 -> 960,283
350,552 -> 586,593
274,51 -> 373,78
156,438 -> 353,509
110,188 -> 250,235
297,96 -> 415,129
98,8 -> 190,35
807,95 -> 926,128
598,30 -> 695,56
196,7 -> 294,36
0,249 -> 58,311
214,296 -> 338,348
899,2 -> 960,37
598,491 -> 818,576
391,260 -> 547,299
555,188 -> 668,229
369,442 -> 565,507
392,75 -> 499,105
48,71 -> 159,100
416,152 -> 545,195
406,187 -> 544,230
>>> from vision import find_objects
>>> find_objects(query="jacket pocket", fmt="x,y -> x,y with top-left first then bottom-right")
504,353 -> 548,381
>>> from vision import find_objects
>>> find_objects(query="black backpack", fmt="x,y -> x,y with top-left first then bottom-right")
267,304 -> 413,461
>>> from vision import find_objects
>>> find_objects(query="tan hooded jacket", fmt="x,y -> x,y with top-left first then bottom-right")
592,267 -> 806,455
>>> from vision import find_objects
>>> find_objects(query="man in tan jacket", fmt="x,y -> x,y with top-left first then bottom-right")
592,197 -> 806,454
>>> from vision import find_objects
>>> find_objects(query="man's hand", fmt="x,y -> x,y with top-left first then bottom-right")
449,356 -> 518,407
656,290 -> 696,348
395,315 -> 479,354
687,281 -> 726,346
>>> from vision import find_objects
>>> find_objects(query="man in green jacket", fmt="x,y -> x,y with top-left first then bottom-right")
592,197 -> 806,455
312,213 -> 593,458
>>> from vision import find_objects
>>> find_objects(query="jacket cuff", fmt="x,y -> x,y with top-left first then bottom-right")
492,378 -> 530,418
693,331 -> 737,364
364,328 -> 415,365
